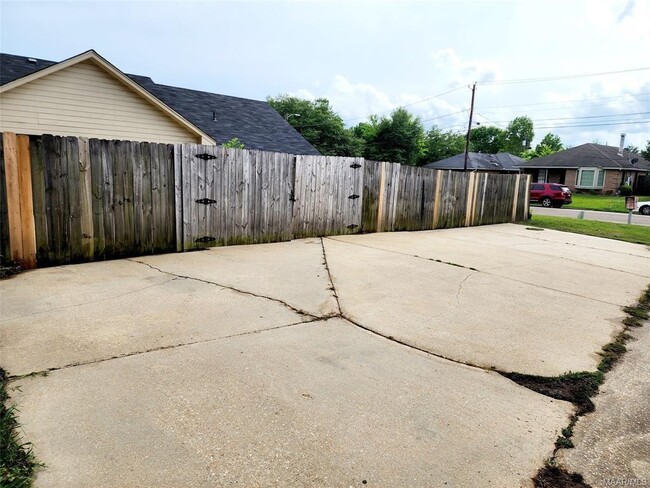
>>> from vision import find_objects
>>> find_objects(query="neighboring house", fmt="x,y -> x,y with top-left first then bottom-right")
517,143 -> 650,194
0,50 -> 319,154
422,152 -> 524,173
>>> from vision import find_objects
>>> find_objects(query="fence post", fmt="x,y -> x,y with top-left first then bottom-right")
2,132 -> 37,268
376,161 -> 387,232
432,170 -> 442,229
465,172 -> 476,227
511,174 -> 521,222
524,174 -> 531,220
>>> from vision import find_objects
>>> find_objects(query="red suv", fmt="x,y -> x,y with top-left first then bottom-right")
530,183 -> 572,208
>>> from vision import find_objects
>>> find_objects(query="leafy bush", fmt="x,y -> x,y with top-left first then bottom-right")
618,185 -> 633,196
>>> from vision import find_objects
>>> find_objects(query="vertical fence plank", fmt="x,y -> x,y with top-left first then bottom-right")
29,136 -> 48,264
78,137 -> 94,260
15,135 -> 36,268
0,136 -> 9,263
2,133 -> 23,263
89,138 -> 105,259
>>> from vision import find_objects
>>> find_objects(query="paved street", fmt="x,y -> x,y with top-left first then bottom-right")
2,224 -> 649,487
533,205 -> 650,226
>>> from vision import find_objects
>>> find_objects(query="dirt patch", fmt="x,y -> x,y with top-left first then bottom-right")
533,466 -> 592,487
500,371 -> 602,415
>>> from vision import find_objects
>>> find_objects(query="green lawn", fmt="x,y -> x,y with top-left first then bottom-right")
564,194 -> 650,213
520,215 -> 650,246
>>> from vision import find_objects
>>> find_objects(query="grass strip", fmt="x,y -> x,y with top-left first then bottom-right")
1,369 -> 41,488
520,215 -> 650,246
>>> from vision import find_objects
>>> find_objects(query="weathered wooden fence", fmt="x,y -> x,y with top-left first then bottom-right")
0,132 -> 531,267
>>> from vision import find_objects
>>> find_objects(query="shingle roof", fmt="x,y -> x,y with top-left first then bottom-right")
517,143 -> 650,171
1,53 -> 320,155
422,152 -> 524,172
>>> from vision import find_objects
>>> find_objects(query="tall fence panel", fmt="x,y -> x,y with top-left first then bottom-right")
1,132 -> 531,268
24,135 -> 176,265
177,144 -> 295,250
292,155 -> 364,237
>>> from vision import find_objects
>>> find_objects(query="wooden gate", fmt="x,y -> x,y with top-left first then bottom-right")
176,144 -> 295,251
292,155 -> 364,238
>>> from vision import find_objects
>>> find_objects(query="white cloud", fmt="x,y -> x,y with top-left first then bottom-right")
431,48 -> 501,86
289,75 -> 467,130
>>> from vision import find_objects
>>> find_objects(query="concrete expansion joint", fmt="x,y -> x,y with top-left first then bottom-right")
319,238 -> 342,315
7,316 -> 331,381
127,258 -> 318,320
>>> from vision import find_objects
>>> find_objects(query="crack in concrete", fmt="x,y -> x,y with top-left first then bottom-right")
7,316 -> 330,380
2,277 -> 180,322
325,237 -> 627,307
320,238 -> 342,315
489,226 -> 650,259
127,259 -> 318,320
455,273 -> 474,304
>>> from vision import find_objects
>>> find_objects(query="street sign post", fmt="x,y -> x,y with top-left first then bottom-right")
625,196 -> 637,225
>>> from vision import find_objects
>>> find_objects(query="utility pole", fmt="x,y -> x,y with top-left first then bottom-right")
463,82 -> 477,172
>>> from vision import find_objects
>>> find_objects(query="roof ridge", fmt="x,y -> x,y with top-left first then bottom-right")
589,142 -> 623,166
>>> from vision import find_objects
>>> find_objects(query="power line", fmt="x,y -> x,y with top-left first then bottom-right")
536,120 -> 650,130
342,84 -> 466,123
482,67 -> 650,86
480,111 -> 650,125
478,91 -> 650,110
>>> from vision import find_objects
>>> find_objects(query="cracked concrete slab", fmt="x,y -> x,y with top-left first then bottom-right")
431,225 -> 650,277
323,236 -> 627,376
328,230 -> 648,306
11,318 -> 571,488
559,321 -> 650,488
134,238 -> 339,318
1,263 -> 304,376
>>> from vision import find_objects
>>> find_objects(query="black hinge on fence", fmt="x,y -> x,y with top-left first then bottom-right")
195,153 -> 217,160
347,224 -> 359,229
195,236 -> 217,243
350,163 -> 362,169
196,198 -> 217,205
348,194 -> 360,200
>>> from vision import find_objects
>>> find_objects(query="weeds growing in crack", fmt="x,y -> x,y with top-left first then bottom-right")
1,368 -> 43,487
523,284 -> 650,488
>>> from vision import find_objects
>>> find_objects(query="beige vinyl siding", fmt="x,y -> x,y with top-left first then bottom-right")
0,60 -> 203,144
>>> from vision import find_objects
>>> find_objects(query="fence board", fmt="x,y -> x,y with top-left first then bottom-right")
0,137 -> 8,262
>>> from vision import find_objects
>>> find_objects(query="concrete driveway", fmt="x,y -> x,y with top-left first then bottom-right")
2,224 -> 649,487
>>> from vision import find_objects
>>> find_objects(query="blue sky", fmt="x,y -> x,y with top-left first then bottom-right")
2,0 -> 649,148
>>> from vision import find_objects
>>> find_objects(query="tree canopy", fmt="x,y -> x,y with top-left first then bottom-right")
267,95 -> 363,156
469,126 -> 505,154
502,116 -> 534,156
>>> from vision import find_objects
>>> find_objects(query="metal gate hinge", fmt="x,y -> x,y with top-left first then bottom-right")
347,224 -> 359,229
348,194 -> 360,200
195,236 -> 217,243
196,198 -> 217,205
349,163 -> 362,169
195,153 -> 217,160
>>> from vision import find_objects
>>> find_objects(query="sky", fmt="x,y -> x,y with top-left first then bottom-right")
1,0 -> 649,149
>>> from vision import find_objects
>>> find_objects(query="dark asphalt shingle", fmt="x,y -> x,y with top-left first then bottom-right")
517,143 -> 650,171
0,53 -> 319,155
422,152 -> 524,172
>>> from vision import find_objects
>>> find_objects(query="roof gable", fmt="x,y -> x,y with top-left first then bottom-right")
1,50 -> 215,144
1,51 -> 319,154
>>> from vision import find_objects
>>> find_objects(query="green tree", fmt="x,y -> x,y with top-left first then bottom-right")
625,144 -> 640,154
222,137 -> 245,149
267,95 -> 363,156
536,133 -> 563,153
503,116 -> 534,156
422,126 -> 467,163
469,125 -> 505,154
641,140 -> 650,160
359,108 -> 425,166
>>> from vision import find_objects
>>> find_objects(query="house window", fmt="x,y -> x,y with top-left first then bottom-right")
537,169 -> 547,183
576,168 -> 604,189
